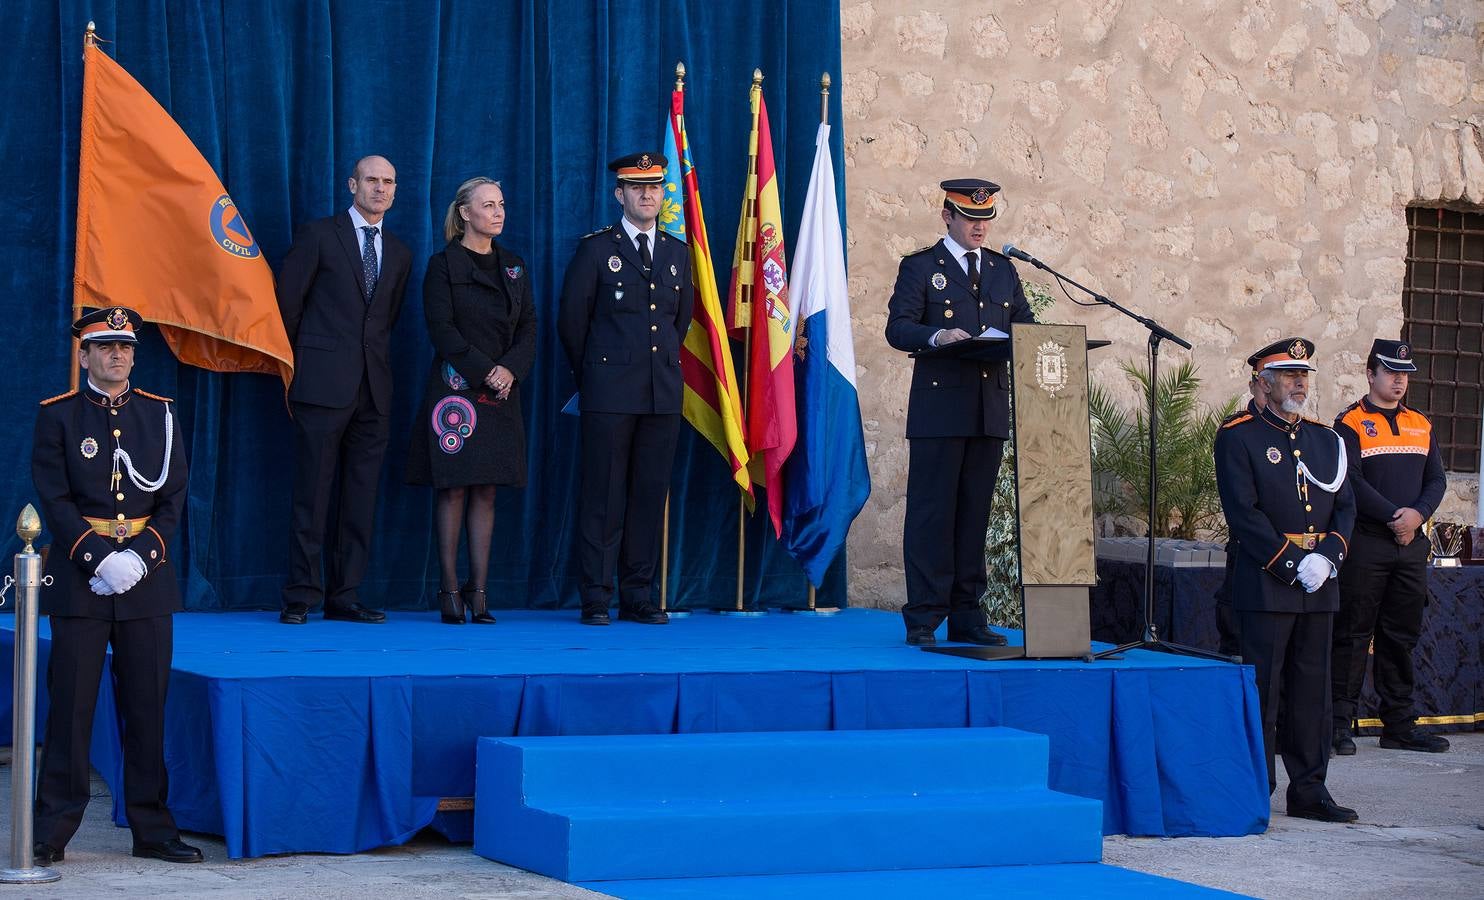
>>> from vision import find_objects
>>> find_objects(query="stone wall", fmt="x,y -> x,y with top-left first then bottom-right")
841,0 -> 1483,606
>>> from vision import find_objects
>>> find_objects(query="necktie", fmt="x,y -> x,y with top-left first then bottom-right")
966,250 -> 980,296
361,226 -> 380,301
637,232 -> 652,272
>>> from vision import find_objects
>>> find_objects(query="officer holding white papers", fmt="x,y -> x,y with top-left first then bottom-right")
1214,337 -> 1358,823
30,307 -> 202,864
885,178 -> 1035,647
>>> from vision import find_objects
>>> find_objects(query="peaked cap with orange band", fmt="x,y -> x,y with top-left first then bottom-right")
609,152 -> 667,184
1250,336 -> 1317,375
73,306 -> 143,343
940,178 -> 1000,220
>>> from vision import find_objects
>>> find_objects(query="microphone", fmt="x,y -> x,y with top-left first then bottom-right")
1000,243 -> 1039,264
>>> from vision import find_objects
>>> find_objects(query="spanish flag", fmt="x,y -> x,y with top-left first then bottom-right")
727,76 -> 796,536
663,74 -> 751,497
73,36 -> 293,389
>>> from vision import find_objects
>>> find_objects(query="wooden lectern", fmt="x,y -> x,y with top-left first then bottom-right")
912,323 -> 1103,660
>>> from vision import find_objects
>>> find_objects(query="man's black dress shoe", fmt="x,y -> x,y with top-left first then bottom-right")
279,603 -> 309,625
1379,728 -> 1450,752
132,837 -> 203,863
1287,798 -> 1359,823
32,842 -> 63,865
905,628 -> 937,646
1332,727 -> 1356,756
617,605 -> 669,625
580,607 -> 611,626
946,626 -> 1008,647
324,603 -> 386,623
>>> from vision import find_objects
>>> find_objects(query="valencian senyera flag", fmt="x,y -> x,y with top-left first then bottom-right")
73,37 -> 293,389
727,78 -> 796,536
663,78 -> 751,496
782,122 -> 870,587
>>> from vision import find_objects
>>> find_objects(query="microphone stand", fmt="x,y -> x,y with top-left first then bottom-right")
1009,252 -> 1233,663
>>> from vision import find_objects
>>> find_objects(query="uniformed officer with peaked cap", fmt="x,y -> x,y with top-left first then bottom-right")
558,152 -> 693,625
30,307 -> 202,863
1214,336 -> 1358,823
1329,338 -> 1449,756
885,177 -> 1036,647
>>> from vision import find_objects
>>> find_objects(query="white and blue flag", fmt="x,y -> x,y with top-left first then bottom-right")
782,123 -> 870,587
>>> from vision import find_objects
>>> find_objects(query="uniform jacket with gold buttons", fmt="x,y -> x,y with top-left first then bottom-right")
557,223 -> 694,415
1214,406 -> 1355,613
884,241 -> 1035,439
31,384 -> 188,619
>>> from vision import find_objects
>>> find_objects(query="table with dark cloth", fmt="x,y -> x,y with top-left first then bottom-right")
1092,557 -> 1483,734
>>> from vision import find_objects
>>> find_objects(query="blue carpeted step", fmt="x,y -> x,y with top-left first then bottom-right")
474,727 -> 1103,882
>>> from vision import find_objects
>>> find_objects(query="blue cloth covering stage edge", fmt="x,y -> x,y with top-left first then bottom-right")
0,609 -> 1269,858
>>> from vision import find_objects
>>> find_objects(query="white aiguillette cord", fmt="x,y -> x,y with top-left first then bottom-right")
112,402 -> 173,493
1295,429 -> 1347,494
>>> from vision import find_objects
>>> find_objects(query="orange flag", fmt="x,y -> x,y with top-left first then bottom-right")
73,38 -> 293,389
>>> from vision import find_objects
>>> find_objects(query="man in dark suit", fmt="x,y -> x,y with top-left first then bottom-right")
1215,337 -> 1358,823
276,155 -> 412,624
885,178 -> 1035,647
558,152 -> 694,625
31,307 -> 202,864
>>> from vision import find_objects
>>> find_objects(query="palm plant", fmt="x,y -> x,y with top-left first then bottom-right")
1088,358 -> 1237,540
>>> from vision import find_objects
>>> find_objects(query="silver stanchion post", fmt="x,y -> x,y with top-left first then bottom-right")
1,504 -> 61,884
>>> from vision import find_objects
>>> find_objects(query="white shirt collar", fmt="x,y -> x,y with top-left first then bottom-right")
620,217 -> 657,252
941,234 -> 980,273
348,205 -> 380,232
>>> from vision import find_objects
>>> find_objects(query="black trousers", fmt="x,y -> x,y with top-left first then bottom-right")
1213,543 -> 1242,657
577,411 -> 680,610
902,435 -> 1004,633
1332,528 -> 1430,733
284,377 -> 390,611
35,615 -> 177,848
1237,608 -> 1333,804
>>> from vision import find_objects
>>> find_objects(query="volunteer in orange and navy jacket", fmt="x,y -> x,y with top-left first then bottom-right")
1214,337 -> 1358,824
30,307 -> 203,865
884,178 -> 1035,649
1329,339 -> 1450,757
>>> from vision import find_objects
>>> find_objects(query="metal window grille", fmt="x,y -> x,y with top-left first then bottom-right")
1401,205 -> 1484,473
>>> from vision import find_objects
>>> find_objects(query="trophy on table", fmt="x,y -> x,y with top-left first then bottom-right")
1427,522 -> 1467,567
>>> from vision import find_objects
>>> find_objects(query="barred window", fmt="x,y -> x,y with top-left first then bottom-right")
1401,205 -> 1483,473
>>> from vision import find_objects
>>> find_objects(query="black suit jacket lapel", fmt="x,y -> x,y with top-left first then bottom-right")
334,212 -> 372,302
937,239 -> 973,294
612,223 -> 648,275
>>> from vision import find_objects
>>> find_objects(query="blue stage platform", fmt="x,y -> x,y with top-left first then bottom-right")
1,608 -> 1270,859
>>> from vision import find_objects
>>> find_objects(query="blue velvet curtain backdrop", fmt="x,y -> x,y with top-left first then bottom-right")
0,1 -> 847,610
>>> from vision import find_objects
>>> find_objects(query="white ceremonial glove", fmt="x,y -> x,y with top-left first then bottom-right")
1296,553 -> 1333,593
96,550 -> 146,595
89,576 -> 116,596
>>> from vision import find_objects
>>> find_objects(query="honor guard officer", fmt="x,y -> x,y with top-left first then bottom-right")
1330,339 -> 1450,756
1214,337 -> 1358,823
885,178 -> 1036,647
558,152 -> 694,626
30,307 -> 202,864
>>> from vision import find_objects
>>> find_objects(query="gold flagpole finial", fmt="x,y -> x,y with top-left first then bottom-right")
675,61 -> 686,92
84,20 -> 97,48
752,68 -> 763,86
820,72 -> 831,125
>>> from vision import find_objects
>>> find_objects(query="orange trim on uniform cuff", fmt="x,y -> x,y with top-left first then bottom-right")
146,526 -> 167,564
69,531 -> 90,558
1265,542 -> 1288,570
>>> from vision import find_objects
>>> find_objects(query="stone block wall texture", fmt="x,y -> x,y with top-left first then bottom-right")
841,0 -> 1482,607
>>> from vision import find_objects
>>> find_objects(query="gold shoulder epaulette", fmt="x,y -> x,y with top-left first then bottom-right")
1221,413 -> 1253,429
134,389 -> 174,403
583,225 -> 615,239
39,390 -> 78,407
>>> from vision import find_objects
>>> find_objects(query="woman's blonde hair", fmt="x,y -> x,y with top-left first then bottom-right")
443,177 -> 502,242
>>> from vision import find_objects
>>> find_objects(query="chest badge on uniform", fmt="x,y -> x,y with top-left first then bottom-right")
505,265 -> 522,281
670,264 -> 678,277
1361,419 -> 1378,437
80,437 -> 99,459
931,273 -> 947,290
607,255 -> 622,273
1266,447 -> 1282,464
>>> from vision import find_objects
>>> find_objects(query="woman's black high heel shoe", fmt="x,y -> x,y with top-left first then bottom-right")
463,587 -> 497,624
439,590 -> 466,624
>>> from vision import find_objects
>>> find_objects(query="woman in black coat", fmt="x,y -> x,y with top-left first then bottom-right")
407,177 -> 536,623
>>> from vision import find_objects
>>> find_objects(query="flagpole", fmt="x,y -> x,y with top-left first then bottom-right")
787,71 -> 843,618
69,22 -> 101,392
721,69 -> 767,617
659,59 -> 687,619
